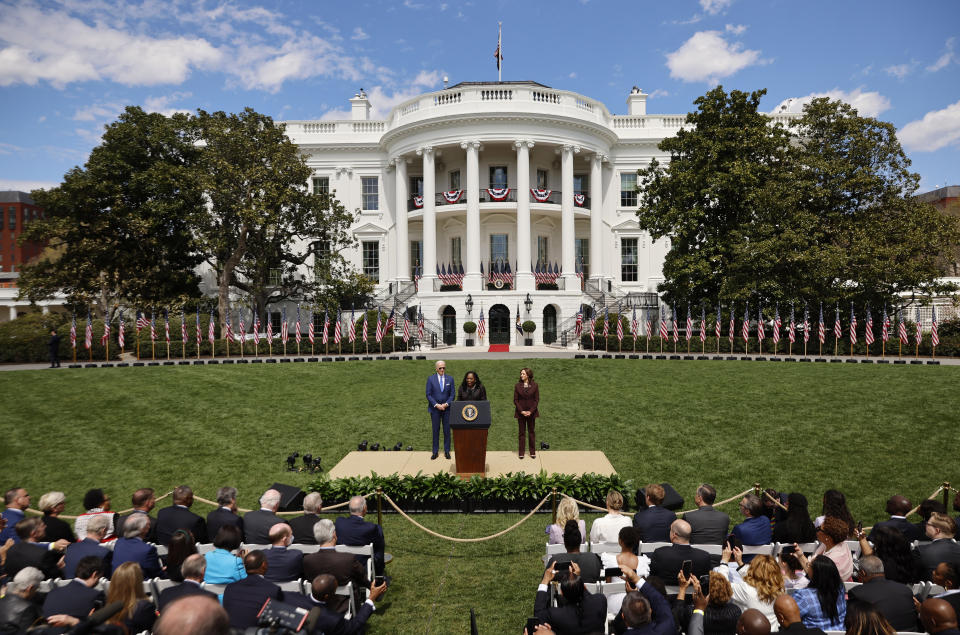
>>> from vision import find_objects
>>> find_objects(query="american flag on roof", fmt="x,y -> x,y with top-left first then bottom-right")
865,305 -> 874,345
932,304 -> 940,347
70,313 -> 77,349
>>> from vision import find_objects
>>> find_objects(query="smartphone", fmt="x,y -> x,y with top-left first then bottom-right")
781,544 -> 796,554
698,574 -> 710,595
374,575 -> 385,586
554,561 -> 572,572
857,521 -> 863,533
681,560 -> 692,578
526,618 -> 540,634
604,567 -> 622,578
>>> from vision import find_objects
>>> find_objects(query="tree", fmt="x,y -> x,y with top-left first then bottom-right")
19,107 -> 204,318
636,86 -> 959,311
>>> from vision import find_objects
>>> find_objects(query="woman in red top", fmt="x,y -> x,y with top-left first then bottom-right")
513,367 -> 540,459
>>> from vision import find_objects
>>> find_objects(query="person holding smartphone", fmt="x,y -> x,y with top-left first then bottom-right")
533,561 -> 606,634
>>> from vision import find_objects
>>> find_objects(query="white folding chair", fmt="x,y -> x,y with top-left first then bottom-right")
154,544 -> 168,557
912,581 -> 931,599
335,543 -> 375,582
242,544 -> 271,552
291,544 -> 321,554
37,579 -> 58,593
639,541 -> 672,555
543,543 -> 586,567
335,580 -> 356,619
844,540 -> 861,559
201,582 -> 227,595
583,581 -> 627,634
796,542 -> 819,555
151,578 -> 179,598
740,544 -> 776,557
843,581 -> 861,592
588,542 -> 621,554
278,580 -> 303,594
695,544 -> 723,555
196,543 -> 216,555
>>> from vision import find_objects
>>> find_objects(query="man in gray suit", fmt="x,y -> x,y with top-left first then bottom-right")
243,489 -> 287,544
683,484 -> 730,545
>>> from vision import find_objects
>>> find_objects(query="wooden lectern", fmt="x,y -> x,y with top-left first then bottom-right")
450,400 -> 491,477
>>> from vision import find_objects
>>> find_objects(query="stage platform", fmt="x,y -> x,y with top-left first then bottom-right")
328,450 -> 616,479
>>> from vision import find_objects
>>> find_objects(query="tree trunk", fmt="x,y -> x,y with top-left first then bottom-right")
218,225 -> 248,334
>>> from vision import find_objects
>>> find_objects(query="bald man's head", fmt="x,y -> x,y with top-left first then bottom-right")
737,608 -> 771,635
921,598 -> 958,634
773,595 -> 801,627
155,595 -> 229,634
670,519 -> 692,544
311,574 -> 338,602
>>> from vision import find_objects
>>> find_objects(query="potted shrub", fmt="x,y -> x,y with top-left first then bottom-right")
463,320 -> 477,347
522,320 -> 536,346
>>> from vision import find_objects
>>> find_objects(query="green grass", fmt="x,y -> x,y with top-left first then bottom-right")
1,359 -> 958,633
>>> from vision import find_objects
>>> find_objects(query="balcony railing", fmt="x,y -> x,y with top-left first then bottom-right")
407,190 -> 593,210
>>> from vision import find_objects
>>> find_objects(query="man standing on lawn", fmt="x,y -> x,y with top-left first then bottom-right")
425,359 -> 454,460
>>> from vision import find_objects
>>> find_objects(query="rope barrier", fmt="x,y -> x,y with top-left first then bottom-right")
763,489 -> 788,512
905,485 -> 946,518
23,491 -> 175,520
380,491 -> 552,543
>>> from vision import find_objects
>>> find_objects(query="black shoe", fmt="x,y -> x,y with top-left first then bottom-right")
444,451 -> 451,459
430,453 -> 438,460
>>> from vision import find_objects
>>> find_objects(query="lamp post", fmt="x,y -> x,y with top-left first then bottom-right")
524,293 -> 533,313
465,294 -> 473,315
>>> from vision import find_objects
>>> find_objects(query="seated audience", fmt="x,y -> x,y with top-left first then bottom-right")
779,550 -> 808,590
814,489 -> 855,538
41,555 -> 106,620
335,495 -> 386,576
791,555 -> 846,630
5,517 -> 62,579
856,524 -> 917,584
155,484 -> 207,546
808,516 -> 853,581
772,594 -> 826,635
222,550 -> 296,630
73,488 -> 116,541
307,573 -> 387,634
848,555 -> 919,632
303,518 -> 369,614
633,484 -> 677,543
111,512 -> 163,578
204,524 -> 247,584
115,487 -> 157,543
916,500 -> 949,543
772,493 -> 816,545
676,571 -> 741,635
915,513 -> 960,580
163,528 -> 198,582
932,562 -> 960,617
715,548 -> 784,631
547,496 -> 586,545
589,490 -> 633,544
64,513 -> 112,578
0,566 -> 44,633
106,562 -> 157,633
38,491 -> 75,543
1,488 -> 30,544
684,484 -> 731,545
154,594 -> 230,635
650,519 -> 712,584
263,522 -> 304,583
290,491 -> 323,544
616,565 -> 676,635
534,561 -> 607,634
158,553 -> 217,612
207,486 -> 243,542
843,599 -> 897,635
919,598 -> 960,635
868,495 -> 920,542
244,488 -> 287,544
599,526 -> 648,616
546,519 -> 602,583
732,494 -> 772,547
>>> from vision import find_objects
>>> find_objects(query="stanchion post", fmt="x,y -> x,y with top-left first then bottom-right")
944,482 -> 951,510
551,488 -> 558,524
753,482 -> 761,498
376,487 -> 383,527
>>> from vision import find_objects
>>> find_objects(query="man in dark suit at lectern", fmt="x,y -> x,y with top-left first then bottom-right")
426,359 -> 454,460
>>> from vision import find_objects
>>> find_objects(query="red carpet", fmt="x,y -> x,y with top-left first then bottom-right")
488,344 -> 510,352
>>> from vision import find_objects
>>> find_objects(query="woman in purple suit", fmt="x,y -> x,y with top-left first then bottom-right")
513,367 -> 539,458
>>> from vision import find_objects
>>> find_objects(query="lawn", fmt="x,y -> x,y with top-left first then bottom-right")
1,359 -> 957,633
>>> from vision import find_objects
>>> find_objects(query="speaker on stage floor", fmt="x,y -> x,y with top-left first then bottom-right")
635,482 -> 684,511
270,482 -> 305,512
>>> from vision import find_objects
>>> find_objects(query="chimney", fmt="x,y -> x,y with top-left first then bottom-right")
350,89 -> 371,121
626,86 -> 647,116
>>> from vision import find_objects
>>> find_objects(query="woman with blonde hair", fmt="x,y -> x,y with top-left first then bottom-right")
715,546 -> 784,631
588,490 -> 632,544
106,562 -> 156,633
546,497 -> 586,545
38,491 -> 75,543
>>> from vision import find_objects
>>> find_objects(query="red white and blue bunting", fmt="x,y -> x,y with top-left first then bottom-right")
442,190 -> 464,204
486,187 -> 511,201
531,188 -> 552,202
413,195 -> 424,208
574,193 -> 585,206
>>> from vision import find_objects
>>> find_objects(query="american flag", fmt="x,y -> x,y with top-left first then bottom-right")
322,310 -> 329,345
117,311 -> 125,349
136,310 -> 147,334
573,308 -> 581,338
295,306 -> 302,344
616,308 -> 624,342
362,310 -> 369,342
196,307 -> 202,347
803,304 -> 810,344
101,316 -> 110,346
281,307 -> 289,344
208,310 -> 216,344
898,308 -> 907,344
603,306 -> 609,338
417,309 -> 424,340
149,311 -> 156,343
238,309 -> 245,343
915,307 -> 922,344
334,309 -> 342,343
84,311 -> 93,349
645,311 -> 652,340
403,313 -> 411,342
834,304 -> 841,340
659,307 -> 668,340
788,305 -> 796,344
772,306 -> 780,345
672,306 -> 679,342
819,303 -> 825,344
757,308 -> 765,342
881,306 -> 889,343
631,307 -> 638,338
70,313 -> 77,349
253,309 -> 261,347
742,304 -> 749,343
729,307 -> 735,343
932,304 -> 940,347
164,309 -> 170,344
347,308 -> 356,343
715,305 -> 722,339
849,303 -> 857,346
386,308 -> 396,332
267,311 -> 273,341
700,306 -> 706,343
307,310 -> 314,344
181,310 -> 187,344
865,305 -> 874,345
685,306 -> 692,342
224,310 -> 233,343
375,309 -> 383,342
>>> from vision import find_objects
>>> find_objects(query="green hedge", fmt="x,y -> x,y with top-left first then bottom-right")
0,313 -> 122,363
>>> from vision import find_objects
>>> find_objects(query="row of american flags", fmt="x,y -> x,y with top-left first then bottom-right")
572,301 -> 943,355
67,305 -> 430,360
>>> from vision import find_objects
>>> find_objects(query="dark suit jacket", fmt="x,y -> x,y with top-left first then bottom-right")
155,504 -> 207,545
869,517 -> 921,543
425,373 -> 455,411
243,509 -> 287,544
613,579 -> 676,635
915,539 -> 960,579
335,515 -> 385,575
111,537 -> 163,579
547,552 -> 603,584
41,580 -> 105,619
848,576 -> 919,631
290,513 -> 321,544
513,381 -> 540,419
0,593 -> 43,633
4,541 -> 62,580
633,506 -> 677,543
207,507 -> 244,543
263,545 -> 304,582
222,574 -> 283,630
534,588 -> 608,634
41,514 -> 76,543
64,537 -> 112,579
309,600 -> 375,635
683,506 -> 730,545
938,592 -> 960,622
157,580 -> 218,612
115,510 -> 157,544
303,548 -> 369,613
649,543 -> 713,583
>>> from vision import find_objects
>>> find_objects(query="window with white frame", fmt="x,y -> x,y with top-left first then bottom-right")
313,240 -> 331,278
537,236 -> 548,265
620,172 -> 638,207
575,238 -> 589,278
361,177 -> 379,210
536,169 -> 548,189
573,174 -> 588,195
620,237 -> 638,282
451,237 -> 462,267
410,240 -> 422,278
362,241 -> 380,282
490,234 -> 508,264
312,177 -> 329,195
409,176 -> 423,196
449,170 -> 460,191
489,166 -> 508,188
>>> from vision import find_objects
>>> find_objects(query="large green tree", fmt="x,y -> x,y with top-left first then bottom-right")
19,107 -> 204,318
636,86 -> 958,311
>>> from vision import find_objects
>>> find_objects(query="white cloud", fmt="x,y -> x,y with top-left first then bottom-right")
0,142 -> 23,155
884,63 -> 912,79
700,0 -> 733,15
899,99 -> 960,152
0,179 -> 60,192
73,102 -> 125,122
351,27 -> 369,41
649,89 -> 670,98
666,31 -> 764,83
143,92 -> 193,117
569,72 -> 577,79
927,37 -> 956,72
771,88 -> 891,118
321,71 -> 442,120
725,24 -> 747,35
403,0 -> 426,8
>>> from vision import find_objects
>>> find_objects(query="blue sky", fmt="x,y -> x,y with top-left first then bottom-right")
1,0 -> 958,193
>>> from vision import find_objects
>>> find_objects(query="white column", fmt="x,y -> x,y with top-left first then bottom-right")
461,141 -> 482,291
589,153 -> 603,281
394,157 -> 409,281
561,145 -> 579,282
515,140 -> 534,291
41,305 -> 50,315
9,306 -> 18,320
418,146 -> 437,285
